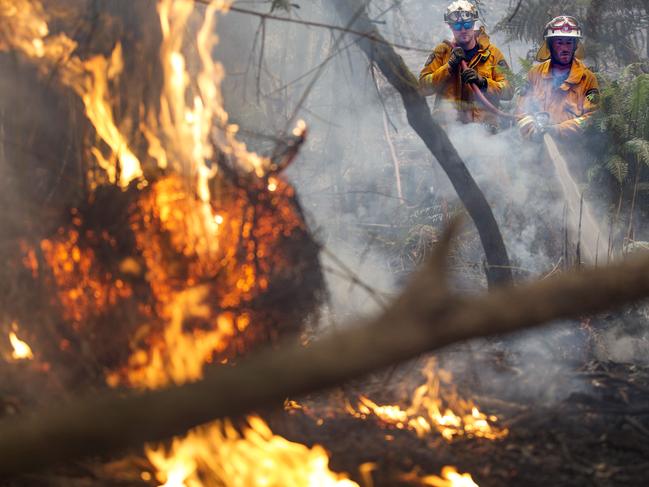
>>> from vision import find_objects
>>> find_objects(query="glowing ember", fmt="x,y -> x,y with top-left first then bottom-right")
284,398 -> 304,411
268,177 -> 279,192
293,119 -> 307,137
9,0 -> 308,384
124,279 -> 353,486
9,329 -> 33,360
108,287 -> 241,389
349,360 -> 508,441
38,225 -> 133,326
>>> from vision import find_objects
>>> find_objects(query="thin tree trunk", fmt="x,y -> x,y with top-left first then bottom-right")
383,109 -> 404,201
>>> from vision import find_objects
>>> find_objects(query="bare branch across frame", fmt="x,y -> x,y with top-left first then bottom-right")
2,221 -> 649,476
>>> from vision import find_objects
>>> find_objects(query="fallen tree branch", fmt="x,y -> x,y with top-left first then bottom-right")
330,0 -> 512,288
2,221 -> 649,476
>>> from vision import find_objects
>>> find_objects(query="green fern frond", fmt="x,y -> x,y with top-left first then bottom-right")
629,75 -> 649,138
605,155 -> 629,183
586,163 -> 602,183
602,114 -> 631,140
624,138 -> 649,167
518,58 -> 534,74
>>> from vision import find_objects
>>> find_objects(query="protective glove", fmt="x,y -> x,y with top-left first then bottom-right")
461,68 -> 488,89
518,117 -> 557,142
517,115 -> 539,140
448,47 -> 466,70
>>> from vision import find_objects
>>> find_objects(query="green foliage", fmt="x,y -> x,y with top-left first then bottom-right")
629,75 -> 649,138
500,59 -> 531,92
605,155 -> 628,183
588,63 -> 649,191
495,1 -> 555,43
500,57 -> 535,102
624,139 -> 649,167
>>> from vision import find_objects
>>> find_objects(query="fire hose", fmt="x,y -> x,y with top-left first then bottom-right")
450,43 -> 542,130
457,59 -> 551,141
459,59 -> 518,121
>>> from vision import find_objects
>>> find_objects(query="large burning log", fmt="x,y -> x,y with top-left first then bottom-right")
0,0 -> 323,403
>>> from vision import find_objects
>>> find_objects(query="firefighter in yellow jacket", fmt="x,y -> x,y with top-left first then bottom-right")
419,1 -> 513,127
517,16 -> 600,139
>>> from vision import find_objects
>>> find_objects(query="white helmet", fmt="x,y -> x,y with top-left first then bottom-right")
444,0 -> 479,24
543,16 -> 583,39
536,15 -> 584,61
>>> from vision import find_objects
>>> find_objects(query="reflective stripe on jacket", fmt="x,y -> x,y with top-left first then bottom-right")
517,58 -> 599,138
418,30 -> 513,126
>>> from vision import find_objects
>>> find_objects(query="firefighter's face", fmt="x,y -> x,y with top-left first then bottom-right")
550,37 -> 576,66
451,21 -> 476,46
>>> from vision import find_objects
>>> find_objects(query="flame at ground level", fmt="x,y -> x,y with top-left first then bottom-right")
401,466 -> 480,487
347,360 -> 507,441
145,416 -> 359,487
145,418 -> 481,487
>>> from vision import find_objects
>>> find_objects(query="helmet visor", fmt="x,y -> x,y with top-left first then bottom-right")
546,16 -> 581,37
446,10 -> 475,23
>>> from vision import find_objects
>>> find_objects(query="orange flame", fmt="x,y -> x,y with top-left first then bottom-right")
145,417 -> 359,487
411,466 -> 480,487
39,224 -> 133,326
350,360 -> 508,441
0,1 -> 143,188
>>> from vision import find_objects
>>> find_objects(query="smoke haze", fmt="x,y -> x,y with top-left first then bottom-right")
213,0 -> 649,402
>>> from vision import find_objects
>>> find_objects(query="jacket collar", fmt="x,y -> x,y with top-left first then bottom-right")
476,28 -> 491,53
539,58 -> 587,89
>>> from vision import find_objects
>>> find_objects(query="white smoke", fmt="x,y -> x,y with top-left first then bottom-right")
214,0 -> 649,402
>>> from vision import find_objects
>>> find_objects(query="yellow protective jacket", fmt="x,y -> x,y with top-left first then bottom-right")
517,58 -> 600,138
419,29 -> 513,126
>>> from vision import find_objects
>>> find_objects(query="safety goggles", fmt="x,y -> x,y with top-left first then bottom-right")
546,16 -> 581,36
446,10 -> 476,23
451,20 -> 475,31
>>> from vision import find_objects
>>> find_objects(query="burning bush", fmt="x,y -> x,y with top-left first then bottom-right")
0,0 -> 323,398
